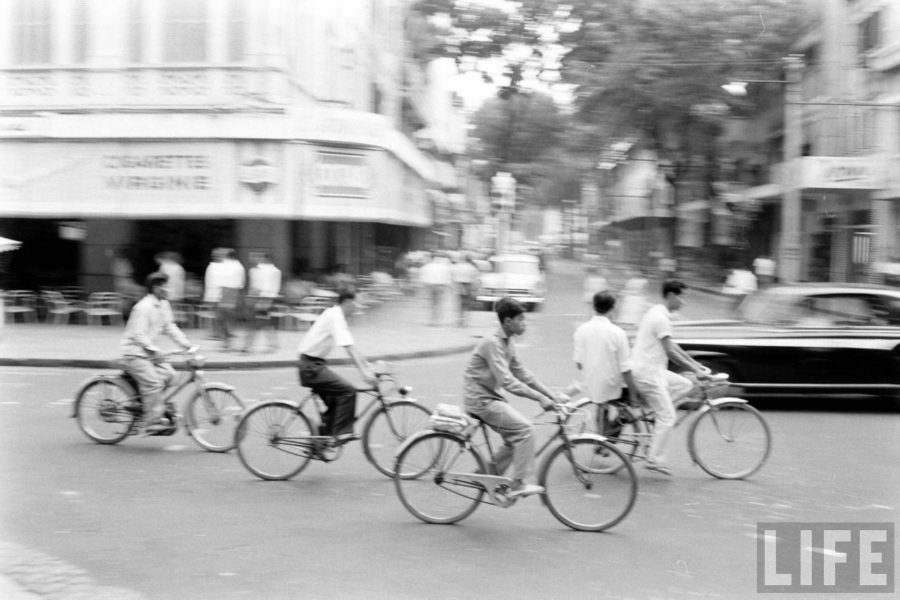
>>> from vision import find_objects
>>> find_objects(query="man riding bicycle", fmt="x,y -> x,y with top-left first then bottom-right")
464,297 -> 560,498
121,271 -> 195,434
297,288 -> 375,445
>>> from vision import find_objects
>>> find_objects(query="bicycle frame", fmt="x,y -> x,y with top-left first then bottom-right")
440,407 -> 595,508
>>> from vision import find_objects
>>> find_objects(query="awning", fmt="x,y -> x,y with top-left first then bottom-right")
0,236 -> 22,252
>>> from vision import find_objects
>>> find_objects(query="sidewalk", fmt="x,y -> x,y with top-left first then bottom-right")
0,292 -> 495,370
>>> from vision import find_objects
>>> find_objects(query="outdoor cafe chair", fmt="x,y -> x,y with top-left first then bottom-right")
85,292 -> 124,326
42,290 -> 86,325
2,290 -> 38,323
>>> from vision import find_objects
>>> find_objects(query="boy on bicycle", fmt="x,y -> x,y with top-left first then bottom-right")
463,297 -> 559,498
631,280 -> 710,475
121,271 -> 195,433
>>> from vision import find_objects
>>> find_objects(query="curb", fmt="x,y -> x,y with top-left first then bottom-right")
0,342 -> 479,371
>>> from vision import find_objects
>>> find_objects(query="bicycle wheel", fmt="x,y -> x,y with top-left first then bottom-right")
74,377 -> 139,445
688,401 -> 771,479
538,437 -> 638,532
235,401 -> 315,480
362,400 -> 432,477
570,399 -> 648,473
185,384 -> 245,452
394,431 -> 486,525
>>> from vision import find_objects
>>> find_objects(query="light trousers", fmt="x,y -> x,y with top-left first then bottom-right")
122,356 -> 177,422
466,399 -> 535,484
633,370 -> 693,465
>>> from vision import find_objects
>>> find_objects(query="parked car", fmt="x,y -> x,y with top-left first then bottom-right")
671,284 -> 900,400
475,253 -> 545,311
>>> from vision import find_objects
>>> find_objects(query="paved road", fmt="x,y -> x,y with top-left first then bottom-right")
1,272 -> 898,599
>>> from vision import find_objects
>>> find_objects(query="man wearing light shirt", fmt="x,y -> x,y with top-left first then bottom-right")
573,291 -> 641,435
242,251 -> 281,353
121,272 -> 194,433
297,289 -> 375,444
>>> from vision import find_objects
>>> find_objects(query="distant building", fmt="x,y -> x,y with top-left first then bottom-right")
0,0 -> 463,290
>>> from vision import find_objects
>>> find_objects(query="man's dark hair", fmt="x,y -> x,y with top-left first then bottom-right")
495,297 -> 526,323
145,271 -> 168,290
337,287 -> 357,304
592,291 -> 616,314
662,279 -> 688,297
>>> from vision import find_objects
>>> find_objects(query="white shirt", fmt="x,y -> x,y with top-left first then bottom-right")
753,257 -> 776,277
451,261 -> 480,285
248,263 -> 282,298
419,259 -> 453,286
158,260 -> 185,302
121,294 -> 190,357
203,260 -> 225,302
630,304 -> 673,376
573,315 -> 632,403
297,305 -> 354,359
220,258 -> 246,290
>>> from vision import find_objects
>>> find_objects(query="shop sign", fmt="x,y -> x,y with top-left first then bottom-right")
313,151 -> 370,197
802,157 -> 883,190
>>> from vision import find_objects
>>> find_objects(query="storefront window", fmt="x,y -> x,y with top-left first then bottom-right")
127,0 -> 145,63
163,0 -> 207,63
12,0 -> 52,65
72,0 -> 88,64
227,0 -> 246,62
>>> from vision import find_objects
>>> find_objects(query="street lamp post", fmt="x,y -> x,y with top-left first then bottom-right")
780,55 -> 804,283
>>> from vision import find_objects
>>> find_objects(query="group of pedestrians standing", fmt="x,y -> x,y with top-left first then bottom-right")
417,251 -> 481,327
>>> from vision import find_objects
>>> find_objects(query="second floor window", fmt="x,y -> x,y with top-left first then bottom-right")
164,0 -> 207,63
13,0 -> 52,64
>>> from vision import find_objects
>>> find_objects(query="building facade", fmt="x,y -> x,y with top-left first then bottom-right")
0,0 -> 462,291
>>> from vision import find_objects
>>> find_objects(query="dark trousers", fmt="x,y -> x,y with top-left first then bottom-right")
298,355 -> 357,437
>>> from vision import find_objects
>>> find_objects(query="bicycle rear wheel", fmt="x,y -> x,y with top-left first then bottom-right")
362,400 -> 432,477
571,399 -> 648,473
74,377 -> 138,445
688,401 -> 771,479
538,437 -> 638,532
235,401 -> 315,480
394,432 -> 486,525
185,384 -> 245,452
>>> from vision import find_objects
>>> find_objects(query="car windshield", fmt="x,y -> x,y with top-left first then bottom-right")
494,260 -> 537,275
737,289 -> 894,327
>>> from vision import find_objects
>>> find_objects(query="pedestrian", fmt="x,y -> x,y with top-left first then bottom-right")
722,267 -> 757,310
618,268 -> 649,328
582,264 -> 608,312
753,255 -> 776,287
242,251 -> 282,353
155,251 -> 185,302
297,288 -> 376,444
203,248 -> 226,341
418,252 -> 452,326
464,297 -> 560,498
218,248 -> 246,350
573,291 -> 642,436
120,272 -> 194,433
451,253 -> 480,327
630,280 -> 711,476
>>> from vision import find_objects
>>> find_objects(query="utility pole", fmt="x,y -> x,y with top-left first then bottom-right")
779,55 -> 804,283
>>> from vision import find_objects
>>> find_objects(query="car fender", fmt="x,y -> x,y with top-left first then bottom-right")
70,373 -> 136,418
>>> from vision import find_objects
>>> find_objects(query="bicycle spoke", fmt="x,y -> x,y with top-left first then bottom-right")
236,402 -> 314,480
363,401 -> 432,477
689,402 -> 771,479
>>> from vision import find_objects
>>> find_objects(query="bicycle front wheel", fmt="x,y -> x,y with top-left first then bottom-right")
185,384 -> 245,452
394,432 -> 486,525
688,401 -> 771,479
362,400 -> 432,477
74,378 -> 138,445
538,437 -> 638,532
235,401 -> 315,480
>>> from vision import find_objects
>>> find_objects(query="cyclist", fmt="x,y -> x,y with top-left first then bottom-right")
573,290 -> 642,436
463,297 -> 559,498
121,271 -> 195,433
631,280 -> 710,475
297,288 -> 375,445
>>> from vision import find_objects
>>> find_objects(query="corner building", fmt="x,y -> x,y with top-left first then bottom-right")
0,0 -> 445,290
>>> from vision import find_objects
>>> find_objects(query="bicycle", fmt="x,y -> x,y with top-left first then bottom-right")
393,401 -> 638,532
72,347 -> 245,452
234,361 -> 431,480
571,372 -> 772,479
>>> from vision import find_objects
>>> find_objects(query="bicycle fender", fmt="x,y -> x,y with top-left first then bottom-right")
70,374 -> 134,418
695,397 -> 748,416
567,432 -> 610,444
203,382 -> 236,392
